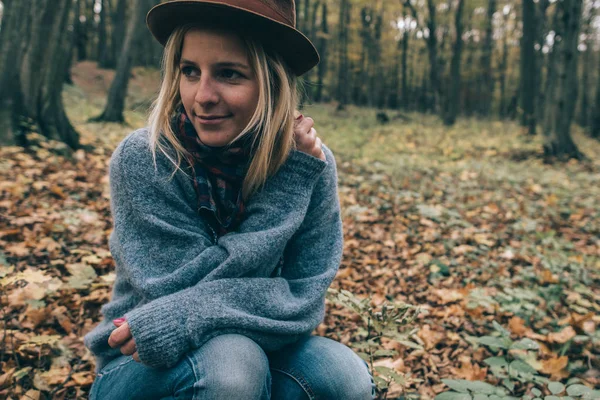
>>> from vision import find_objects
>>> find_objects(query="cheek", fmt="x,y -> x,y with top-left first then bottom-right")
232,88 -> 259,115
179,81 -> 193,105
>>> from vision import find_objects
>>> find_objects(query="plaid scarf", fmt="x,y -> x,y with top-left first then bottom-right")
171,105 -> 254,237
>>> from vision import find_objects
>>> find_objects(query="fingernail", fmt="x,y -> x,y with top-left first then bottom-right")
296,114 -> 304,120
113,318 -> 125,324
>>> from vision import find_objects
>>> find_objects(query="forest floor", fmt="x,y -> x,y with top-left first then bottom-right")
1,62 -> 599,399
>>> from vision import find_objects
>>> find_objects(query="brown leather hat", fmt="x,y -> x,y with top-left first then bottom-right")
146,0 -> 320,76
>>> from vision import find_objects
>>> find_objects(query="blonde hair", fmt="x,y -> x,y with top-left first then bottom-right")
148,23 -> 299,200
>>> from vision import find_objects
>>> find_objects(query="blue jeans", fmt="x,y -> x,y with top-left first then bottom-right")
89,334 -> 376,399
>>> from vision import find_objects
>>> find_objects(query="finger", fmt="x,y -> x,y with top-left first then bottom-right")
108,323 -> 132,348
296,127 -> 316,148
133,352 -> 141,363
313,137 -> 323,158
294,116 -> 314,135
119,337 -> 138,356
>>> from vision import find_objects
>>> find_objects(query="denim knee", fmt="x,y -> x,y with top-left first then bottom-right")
185,334 -> 271,399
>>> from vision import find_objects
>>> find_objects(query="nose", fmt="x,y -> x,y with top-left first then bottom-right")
194,75 -> 220,107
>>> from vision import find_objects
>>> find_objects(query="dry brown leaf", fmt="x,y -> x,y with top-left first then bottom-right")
547,326 -> 576,344
508,316 -> 528,336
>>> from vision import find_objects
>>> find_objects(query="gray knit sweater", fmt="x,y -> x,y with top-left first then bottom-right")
83,128 -> 343,373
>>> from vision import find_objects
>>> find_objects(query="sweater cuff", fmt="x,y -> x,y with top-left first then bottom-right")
125,299 -> 188,369
269,150 -> 327,191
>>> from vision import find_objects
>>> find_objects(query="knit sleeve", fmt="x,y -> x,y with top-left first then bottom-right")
122,142 -> 343,369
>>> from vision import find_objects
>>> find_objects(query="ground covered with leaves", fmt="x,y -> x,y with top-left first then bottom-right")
1,63 -> 599,399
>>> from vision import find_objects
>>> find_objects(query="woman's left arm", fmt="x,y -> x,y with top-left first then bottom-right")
120,146 -> 343,368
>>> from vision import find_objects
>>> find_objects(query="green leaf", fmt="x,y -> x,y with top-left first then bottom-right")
501,379 -> 515,392
397,340 -> 423,350
356,352 -> 370,362
476,336 -> 508,349
484,357 -> 508,368
510,338 -> 540,351
374,366 -> 393,375
434,393 -> 472,400
531,388 -> 542,397
373,375 -> 389,389
548,382 -> 565,395
13,367 -> 32,381
581,391 -> 600,400
544,396 -> 561,400
509,360 -> 537,375
467,381 -> 497,395
473,395 -> 489,400
441,379 -> 474,393
373,349 -> 397,357
492,320 -> 511,337
566,384 -> 591,397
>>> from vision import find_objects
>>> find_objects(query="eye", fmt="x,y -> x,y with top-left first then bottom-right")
181,66 -> 199,78
220,69 -> 243,80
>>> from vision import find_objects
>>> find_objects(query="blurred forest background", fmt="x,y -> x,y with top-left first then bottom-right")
0,0 -> 599,158
0,0 -> 599,399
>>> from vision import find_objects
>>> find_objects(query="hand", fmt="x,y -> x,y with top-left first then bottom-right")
293,114 -> 326,162
108,318 -> 141,362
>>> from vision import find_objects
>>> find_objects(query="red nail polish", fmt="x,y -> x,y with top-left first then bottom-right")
296,114 -> 304,120
113,318 -> 125,324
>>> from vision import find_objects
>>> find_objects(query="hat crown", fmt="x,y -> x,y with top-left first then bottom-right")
256,0 -> 295,26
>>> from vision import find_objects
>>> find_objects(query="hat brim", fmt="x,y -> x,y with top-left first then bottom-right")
147,1 -> 320,76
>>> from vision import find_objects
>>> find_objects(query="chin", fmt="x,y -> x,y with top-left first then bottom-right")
197,133 -> 232,148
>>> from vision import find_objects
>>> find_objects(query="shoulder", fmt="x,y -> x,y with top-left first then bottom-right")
110,128 -> 183,181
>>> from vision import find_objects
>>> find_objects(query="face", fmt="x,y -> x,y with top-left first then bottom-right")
178,28 -> 259,147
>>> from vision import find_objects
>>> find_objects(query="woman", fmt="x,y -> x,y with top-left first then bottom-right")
84,1 -> 375,399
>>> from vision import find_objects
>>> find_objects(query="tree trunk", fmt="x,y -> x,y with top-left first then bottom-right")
542,0 -> 584,160
498,9 -> 510,118
0,0 -> 79,148
591,60 -> 600,138
535,0 -> 550,123
403,1 -> 417,110
425,0 -> 440,113
303,0 -> 310,35
336,0 -> 350,109
314,1 -> 328,103
98,0 -> 111,68
576,2 -> 596,127
108,0 -> 127,69
479,0 -> 495,116
442,0 -> 465,126
92,0 -> 145,123
520,0 -> 537,135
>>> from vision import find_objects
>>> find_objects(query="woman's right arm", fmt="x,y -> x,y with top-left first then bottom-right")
108,128 -> 327,301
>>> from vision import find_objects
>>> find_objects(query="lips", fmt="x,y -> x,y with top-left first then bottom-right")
194,112 -> 231,120
193,113 -> 232,125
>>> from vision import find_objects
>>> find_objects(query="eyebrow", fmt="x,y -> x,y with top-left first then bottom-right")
180,59 -> 250,70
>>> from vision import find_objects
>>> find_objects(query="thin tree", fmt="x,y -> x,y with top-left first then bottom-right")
541,0 -> 584,159
498,6 -> 511,118
480,0 -> 496,116
336,0 -> 351,110
442,0 -> 465,126
92,0 -> 145,123
576,0 -> 597,128
315,1 -> 328,103
425,0 -> 440,112
108,0 -> 127,69
591,53 -> 600,139
520,0 -> 537,135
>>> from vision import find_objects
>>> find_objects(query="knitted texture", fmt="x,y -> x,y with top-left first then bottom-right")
83,128 -> 343,372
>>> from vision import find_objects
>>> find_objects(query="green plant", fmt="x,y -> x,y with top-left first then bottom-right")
436,322 -> 600,400
326,288 -> 424,399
